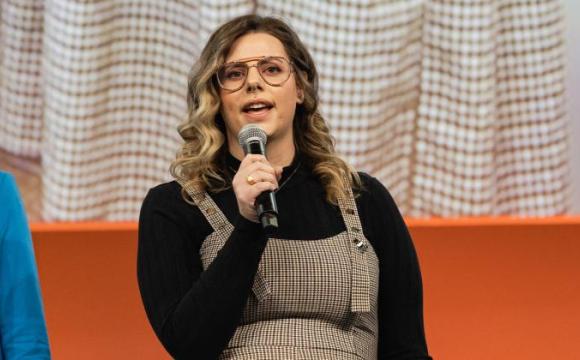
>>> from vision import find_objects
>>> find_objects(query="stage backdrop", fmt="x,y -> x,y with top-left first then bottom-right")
0,0 -> 571,220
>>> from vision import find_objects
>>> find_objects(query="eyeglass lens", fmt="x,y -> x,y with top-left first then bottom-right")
218,57 -> 291,90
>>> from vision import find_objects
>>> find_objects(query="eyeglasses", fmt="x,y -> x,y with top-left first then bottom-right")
216,56 -> 294,92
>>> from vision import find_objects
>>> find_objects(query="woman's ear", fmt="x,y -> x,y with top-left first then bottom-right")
296,88 -> 304,104
295,69 -> 308,104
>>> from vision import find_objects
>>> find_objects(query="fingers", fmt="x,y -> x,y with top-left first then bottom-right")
248,181 -> 277,200
245,170 -> 278,188
240,154 -> 267,166
239,155 -> 280,188
232,154 -> 281,223
236,180 -> 276,207
234,175 -> 277,223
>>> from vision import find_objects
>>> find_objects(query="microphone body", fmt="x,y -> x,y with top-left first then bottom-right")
238,125 -> 279,229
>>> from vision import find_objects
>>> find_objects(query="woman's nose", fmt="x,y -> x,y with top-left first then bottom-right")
245,65 -> 263,91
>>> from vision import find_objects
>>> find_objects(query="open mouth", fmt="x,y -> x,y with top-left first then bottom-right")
242,101 -> 274,113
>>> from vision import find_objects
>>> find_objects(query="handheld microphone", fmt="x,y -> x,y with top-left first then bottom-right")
237,124 -> 279,229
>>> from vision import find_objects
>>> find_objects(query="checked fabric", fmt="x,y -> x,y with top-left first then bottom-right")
178,178 -> 380,359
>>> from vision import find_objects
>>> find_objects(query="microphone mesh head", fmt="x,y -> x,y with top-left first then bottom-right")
238,124 -> 267,147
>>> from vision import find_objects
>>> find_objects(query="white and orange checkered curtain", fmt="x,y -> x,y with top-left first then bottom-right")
0,0 -> 570,220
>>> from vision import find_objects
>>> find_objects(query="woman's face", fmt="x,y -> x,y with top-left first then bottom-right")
218,32 -> 303,154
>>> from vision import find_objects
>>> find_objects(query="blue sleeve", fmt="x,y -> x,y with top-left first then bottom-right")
0,172 -> 51,359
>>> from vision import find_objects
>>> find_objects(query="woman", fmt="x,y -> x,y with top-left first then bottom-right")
138,15 -> 431,359
0,172 -> 51,359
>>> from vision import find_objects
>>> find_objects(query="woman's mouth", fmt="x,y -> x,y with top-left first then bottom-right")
242,102 -> 274,119
243,102 -> 273,113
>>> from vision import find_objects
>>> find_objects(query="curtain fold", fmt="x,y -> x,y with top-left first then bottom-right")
412,0 -> 569,215
40,0 -> 254,220
0,0 -> 44,157
0,0 -> 570,220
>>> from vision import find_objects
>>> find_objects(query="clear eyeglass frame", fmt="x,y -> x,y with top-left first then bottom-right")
216,56 -> 295,92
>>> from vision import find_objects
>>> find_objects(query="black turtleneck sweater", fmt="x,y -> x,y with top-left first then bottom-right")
137,154 -> 432,360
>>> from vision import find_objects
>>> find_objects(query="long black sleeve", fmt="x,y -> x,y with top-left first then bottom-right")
137,184 -> 267,359
359,176 -> 432,359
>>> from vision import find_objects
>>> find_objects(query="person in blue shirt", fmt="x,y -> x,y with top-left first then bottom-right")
0,171 -> 51,359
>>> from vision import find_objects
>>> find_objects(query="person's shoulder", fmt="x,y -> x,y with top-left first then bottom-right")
139,180 -> 210,239
147,180 -> 182,197
0,171 -> 16,190
0,171 -> 20,206
142,180 -> 185,210
355,173 -> 410,244
357,171 -> 387,194
356,171 -> 399,209
139,180 -> 202,225
0,171 -> 26,238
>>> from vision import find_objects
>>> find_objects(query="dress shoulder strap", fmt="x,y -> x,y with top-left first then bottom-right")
176,179 -> 232,232
337,177 -> 372,313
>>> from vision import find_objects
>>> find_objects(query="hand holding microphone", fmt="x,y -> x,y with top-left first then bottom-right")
233,125 -> 282,228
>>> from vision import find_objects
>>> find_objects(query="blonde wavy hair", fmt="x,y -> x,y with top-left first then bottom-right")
171,15 -> 362,204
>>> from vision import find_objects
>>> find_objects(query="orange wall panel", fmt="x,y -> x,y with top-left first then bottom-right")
33,223 -> 170,360
409,217 -> 580,360
31,217 -> 580,359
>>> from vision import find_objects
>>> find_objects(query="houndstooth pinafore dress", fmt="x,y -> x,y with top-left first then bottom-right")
181,181 -> 379,360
